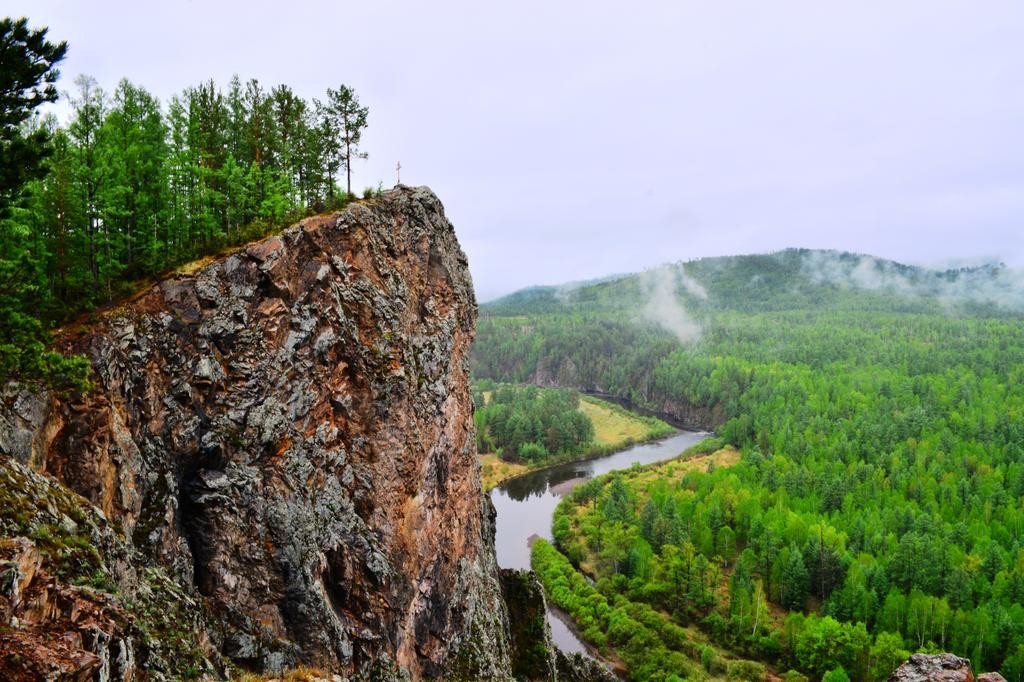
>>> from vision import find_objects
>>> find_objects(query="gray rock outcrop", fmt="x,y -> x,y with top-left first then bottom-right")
890,653 -> 1007,682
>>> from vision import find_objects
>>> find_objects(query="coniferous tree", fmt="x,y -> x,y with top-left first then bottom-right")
782,547 -> 810,611
165,94 -> 193,260
99,79 -> 168,274
325,84 -> 368,196
0,17 -> 67,212
32,126 -> 83,305
313,96 -> 342,207
0,16 -> 88,390
68,74 -> 107,295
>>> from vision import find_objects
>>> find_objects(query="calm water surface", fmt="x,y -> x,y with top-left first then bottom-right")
491,430 -> 709,655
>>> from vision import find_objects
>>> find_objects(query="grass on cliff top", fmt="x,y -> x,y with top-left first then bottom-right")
479,394 -> 674,491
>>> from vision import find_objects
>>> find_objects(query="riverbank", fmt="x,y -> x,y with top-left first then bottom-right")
547,602 -> 629,679
531,446 -> 749,680
480,395 -> 674,490
490,430 -> 711,662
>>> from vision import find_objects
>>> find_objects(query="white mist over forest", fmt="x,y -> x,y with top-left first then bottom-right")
639,265 -> 706,343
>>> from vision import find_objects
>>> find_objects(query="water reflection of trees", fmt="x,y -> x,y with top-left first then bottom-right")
498,462 -> 592,501
495,431 -> 707,501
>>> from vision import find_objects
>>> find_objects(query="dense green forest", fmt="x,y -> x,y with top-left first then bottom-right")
473,382 -> 595,461
473,381 -> 674,464
1,16 -> 370,390
474,381 -> 676,489
473,251 -> 1024,680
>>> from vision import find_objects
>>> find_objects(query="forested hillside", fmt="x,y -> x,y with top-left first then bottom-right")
472,250 -> 1024,680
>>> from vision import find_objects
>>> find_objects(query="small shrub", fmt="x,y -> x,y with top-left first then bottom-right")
518,441 -> 548,461
726,659 -> 765,681
700,645 -> 716,672
822,667 -> 851,682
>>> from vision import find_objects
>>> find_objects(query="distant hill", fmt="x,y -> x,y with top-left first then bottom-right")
483,248 -> 1022,317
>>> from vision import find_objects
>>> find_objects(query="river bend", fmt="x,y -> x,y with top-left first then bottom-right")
491,430 -> 708,654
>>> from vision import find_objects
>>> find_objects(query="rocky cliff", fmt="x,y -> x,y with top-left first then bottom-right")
0,187 -> 514,680
889,654 -> 1007,682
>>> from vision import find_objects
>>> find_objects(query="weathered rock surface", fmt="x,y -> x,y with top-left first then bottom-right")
0,456 -> 225,680
499,569 -> 617,682
889,653 -> 1007,682
0,187 -> 514,679
889,654 -> 973,681
500,570 -> 558,681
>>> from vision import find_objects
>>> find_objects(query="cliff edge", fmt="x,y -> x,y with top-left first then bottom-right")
1,187 -> 512,679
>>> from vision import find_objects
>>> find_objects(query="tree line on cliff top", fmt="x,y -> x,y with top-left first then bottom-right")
1,16 -> 371,390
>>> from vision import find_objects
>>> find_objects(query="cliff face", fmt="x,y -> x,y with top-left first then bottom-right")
1,187 -> 511,679
0,456 -> 226,680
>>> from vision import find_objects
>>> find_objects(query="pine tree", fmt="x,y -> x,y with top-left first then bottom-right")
781,547 -> 810,611
270,84 -> 307,211
32,126 -> 84,306
99,79 -> 168,275
165,94 -> 194,262
325,85 -> 368,197
68,74 -> 107,296
0,17 -> 67,212
187,80 -> 229,246
0,17 -> 88,391
313,97 -> 342,207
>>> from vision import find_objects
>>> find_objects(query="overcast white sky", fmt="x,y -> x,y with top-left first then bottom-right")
8,1 -> 1024,300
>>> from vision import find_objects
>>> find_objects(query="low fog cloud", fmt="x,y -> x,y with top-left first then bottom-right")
802,251 -> 1024,311
640,264 -> 706,343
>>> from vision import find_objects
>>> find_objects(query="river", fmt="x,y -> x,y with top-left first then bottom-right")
490,429 -> 709,655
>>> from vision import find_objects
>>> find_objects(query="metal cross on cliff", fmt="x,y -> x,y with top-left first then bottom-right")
396,161 -> 401,185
